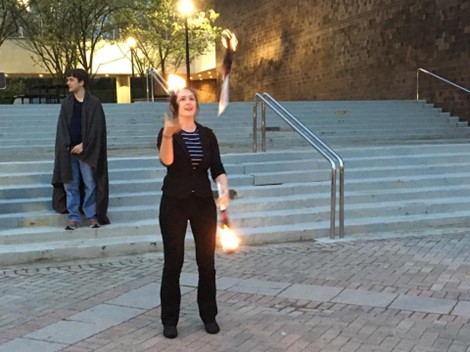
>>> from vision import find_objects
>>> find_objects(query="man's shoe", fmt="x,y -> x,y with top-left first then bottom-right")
89,218 -> 100,228
65,221 -> 79,230
163,325 -> 178,339
204,321 -> 220,334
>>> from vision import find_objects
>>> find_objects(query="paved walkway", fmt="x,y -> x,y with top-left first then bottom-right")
1,231 -> 470,352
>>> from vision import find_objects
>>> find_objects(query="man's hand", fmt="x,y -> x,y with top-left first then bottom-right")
70,143 -> 83,154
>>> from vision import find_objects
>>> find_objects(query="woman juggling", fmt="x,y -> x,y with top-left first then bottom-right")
156,87 -> 229,339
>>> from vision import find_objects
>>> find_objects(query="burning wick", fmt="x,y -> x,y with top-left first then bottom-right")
167,74 -> 186,92
217,183 -> 240,253
218,209 -> 240,253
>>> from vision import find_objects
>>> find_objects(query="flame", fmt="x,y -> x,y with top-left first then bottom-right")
218,224 -> 240,253
221,29 -> 238,52
167,74 -> 186,92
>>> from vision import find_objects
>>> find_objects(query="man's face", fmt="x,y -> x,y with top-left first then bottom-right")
66,76 -> 83,93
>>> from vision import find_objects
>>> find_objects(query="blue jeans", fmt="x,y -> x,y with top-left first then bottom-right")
64,156 -> 97,222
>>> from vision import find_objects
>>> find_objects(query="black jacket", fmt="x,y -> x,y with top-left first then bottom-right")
157,123 -> 226,198
51,92 -> 110,225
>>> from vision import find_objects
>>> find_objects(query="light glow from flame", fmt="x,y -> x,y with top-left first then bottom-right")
221,29 -> 238,52
167,74 -> 186,92
218,224 -> 240,253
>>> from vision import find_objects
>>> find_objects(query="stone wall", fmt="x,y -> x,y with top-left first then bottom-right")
215,0 -> 470,120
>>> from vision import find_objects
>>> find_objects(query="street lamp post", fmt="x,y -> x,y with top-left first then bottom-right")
178,0 -> 194,87
130,49 -> 135,78
184,17 -> 190,87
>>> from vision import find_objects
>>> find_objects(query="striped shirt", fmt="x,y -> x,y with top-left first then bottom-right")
181,128 -> 204,168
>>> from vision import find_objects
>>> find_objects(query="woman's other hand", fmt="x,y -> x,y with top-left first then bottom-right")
216,174 -> 230,210
217,191 -> 230,210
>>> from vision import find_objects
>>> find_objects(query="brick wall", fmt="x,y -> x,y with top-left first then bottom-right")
215,0 -> 470,120
192,79 -> 218,102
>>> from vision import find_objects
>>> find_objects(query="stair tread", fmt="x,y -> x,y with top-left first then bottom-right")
1,100 -> 470,264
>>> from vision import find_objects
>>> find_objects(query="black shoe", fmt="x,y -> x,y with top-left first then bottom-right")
204,321 -> 220,334
88,218 -> 100,228
163,325 -> 178,339
65,221 -> 79,230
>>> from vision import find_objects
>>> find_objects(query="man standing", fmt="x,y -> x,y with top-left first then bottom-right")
52,69 -> 110,229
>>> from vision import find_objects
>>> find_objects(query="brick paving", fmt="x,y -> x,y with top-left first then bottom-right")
1,233 -> 470,351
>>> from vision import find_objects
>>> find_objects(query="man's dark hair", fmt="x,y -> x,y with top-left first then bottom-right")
67,68 -> 90,89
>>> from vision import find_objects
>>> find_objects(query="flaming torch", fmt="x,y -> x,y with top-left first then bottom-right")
167,74 -> 187,92
166,74 -> 187,117
218,29 -> 238,117
217,183 -> 240,253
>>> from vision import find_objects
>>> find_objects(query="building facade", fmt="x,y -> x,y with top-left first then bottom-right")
0,39 -> 217,103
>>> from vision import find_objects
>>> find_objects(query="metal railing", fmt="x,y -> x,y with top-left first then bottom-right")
253,93 -> 345,238
146,68 -> 170,102
416,68 -> 470,100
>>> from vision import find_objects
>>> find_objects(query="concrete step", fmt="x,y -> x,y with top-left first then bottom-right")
2,117 -> 464,135
2,169 -> 470,230
3,143 -> 470,170
0,108 -> 453,120
4,174 -> 470,215
3,131 -> 469,151
0,234 -> 163,266
2,208 -> 470,265
2,194 -> 470,244
3,157 -> 470,200
2,100 -> 470,265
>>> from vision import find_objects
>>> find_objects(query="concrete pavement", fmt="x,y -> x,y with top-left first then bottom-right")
1,230 -> 470,352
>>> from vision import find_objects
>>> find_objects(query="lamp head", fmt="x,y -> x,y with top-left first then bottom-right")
127,37 -> 137,49
178,0 -> 194,17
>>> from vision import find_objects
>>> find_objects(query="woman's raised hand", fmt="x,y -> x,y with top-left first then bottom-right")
163,113 -> 181,137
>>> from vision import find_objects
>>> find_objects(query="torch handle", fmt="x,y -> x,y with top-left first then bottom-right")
220,209 -> 231,227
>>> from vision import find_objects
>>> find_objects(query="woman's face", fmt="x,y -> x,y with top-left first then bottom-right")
176,89 -> 198,118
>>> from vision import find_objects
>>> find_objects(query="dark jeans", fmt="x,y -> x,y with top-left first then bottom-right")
159,194 -> 218,326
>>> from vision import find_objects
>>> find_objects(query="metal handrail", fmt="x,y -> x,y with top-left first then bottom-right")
252,93 -> 345,238
416,68 -> 470,100
147,68 -> 170,102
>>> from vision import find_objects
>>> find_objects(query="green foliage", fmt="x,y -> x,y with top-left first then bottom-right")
0,78 -> 26,104
13,0 -> 78,82
116,0 -> 221,76
67,0 -> 134,77
10,0 -> 220,83
0,0 -> 21,47
13,0 -> 136,81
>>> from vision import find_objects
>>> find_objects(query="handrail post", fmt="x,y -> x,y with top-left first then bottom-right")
330,167 -> 337,239
150,71 -> 155,103
146,68 -> 150,102
261,92 -> 345,238
261,101 -> 266,152
147,68 -> 172,101
252,98 -> 258,152
339,166 -> 345,238
416,69 -> 420,100
416,67 -> 470,100
252,92 -> 346,238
